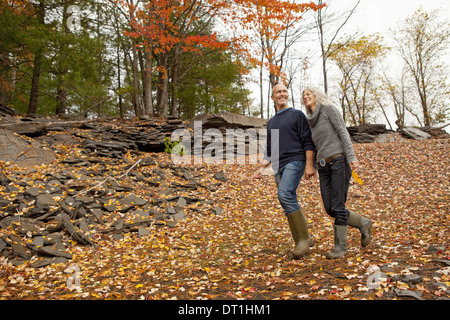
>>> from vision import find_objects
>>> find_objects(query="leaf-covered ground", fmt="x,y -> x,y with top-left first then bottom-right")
0,138 -> 449,300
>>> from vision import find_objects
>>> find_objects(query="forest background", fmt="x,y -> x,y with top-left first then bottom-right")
1,0 -> 449,130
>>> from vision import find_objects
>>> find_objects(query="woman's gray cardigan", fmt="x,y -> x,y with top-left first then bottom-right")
306,103 -> 357,165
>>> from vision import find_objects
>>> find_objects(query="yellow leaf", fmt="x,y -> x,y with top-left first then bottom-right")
211,276 -> 228,283
135,284 -> 143,289
352,171 -> 363,185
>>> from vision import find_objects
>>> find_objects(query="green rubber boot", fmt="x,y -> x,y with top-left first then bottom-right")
347,210 -> 373,247
287,209 -> 314,258
325,225 -> 348,259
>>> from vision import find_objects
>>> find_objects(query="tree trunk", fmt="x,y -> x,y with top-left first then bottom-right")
131,41 -> 142,116
112,8 -> 124,118
56,79 -> 67,116
259,37 -> 265,119
123,48 -> 137,117
116,45 -> 123,118
142,44 -> 153,115
170,60 -> 179,117
56,3 -> 71,116
27,0 -> 45,115
96,3 -> 102,117
28,51 -> 42,115
317,0 -> 328,94
157,53 -> 169,117
419,72 -> 430,126
316,0 -> 360,95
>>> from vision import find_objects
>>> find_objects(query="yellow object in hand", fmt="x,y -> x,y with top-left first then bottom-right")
352,171 -> 363,185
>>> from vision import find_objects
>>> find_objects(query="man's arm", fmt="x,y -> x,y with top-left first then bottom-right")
304,150 -> 315,180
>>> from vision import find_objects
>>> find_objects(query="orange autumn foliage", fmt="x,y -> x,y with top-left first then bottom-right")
120,0 -> 323,78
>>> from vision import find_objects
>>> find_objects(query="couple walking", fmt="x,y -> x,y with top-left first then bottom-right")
253,83 -> 373,259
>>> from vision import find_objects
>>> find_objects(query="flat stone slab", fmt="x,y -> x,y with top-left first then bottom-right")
31,256 -> 68,268
37,246 -> 72,259
392,274 -> 423,284
12,243 -> 32,259
138,226 -> 150,236
0,129 -> 55,167
401,127 -> 431,140
119,194 -> 148,206
36,194 -> 58,206
393,288 -> 423,300
25,187 -> 42,197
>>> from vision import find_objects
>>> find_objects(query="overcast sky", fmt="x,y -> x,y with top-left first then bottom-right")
294,0 -> 449,128
340,0 -> 449,36
247,0 -> 450,128
306,0 -> 450,78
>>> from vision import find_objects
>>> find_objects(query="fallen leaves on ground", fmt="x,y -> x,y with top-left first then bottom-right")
0,137 -> 449,300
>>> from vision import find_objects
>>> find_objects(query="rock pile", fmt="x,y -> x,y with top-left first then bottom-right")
0,151 -> 229,267
348,124 -> 449,143
186,113 -> 267,159
0,111 -> 229,268
0,104 -> 20,118
348,124 -> 390,143
0,115 -> 187,155
188,112 -> 268,130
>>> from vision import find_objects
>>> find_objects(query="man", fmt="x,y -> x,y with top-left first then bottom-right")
253,83 -> 316,258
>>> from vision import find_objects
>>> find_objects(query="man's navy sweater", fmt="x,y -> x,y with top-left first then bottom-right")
265,108 -> 315,171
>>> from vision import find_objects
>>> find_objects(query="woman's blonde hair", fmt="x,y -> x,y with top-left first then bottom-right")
301,86 -> 332,113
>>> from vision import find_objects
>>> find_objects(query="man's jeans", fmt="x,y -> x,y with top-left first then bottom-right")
318,156 -> 351,225
274,161 -> 306,216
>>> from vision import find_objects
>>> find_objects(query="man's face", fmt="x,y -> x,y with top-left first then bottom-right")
271,84 -> 289,108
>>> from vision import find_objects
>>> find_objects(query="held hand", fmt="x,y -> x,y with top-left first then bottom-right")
303,164 -> 316,180
304,150 -> 315,180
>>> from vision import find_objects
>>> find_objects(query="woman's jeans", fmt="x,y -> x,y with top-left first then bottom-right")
318,156 -> 351,225
274,161 -> 306,216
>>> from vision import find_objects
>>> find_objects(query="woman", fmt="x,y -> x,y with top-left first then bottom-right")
302,86 -> 373,259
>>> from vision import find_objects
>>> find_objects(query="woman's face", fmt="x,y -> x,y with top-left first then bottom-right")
303,90 -> 317,108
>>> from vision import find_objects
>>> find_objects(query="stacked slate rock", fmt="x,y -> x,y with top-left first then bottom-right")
187,113 -> 268,159
347,124 -> 389,143
347,124 -> 449,143
73,119 -> 187,155
1,155 -> 228,268
0,114 -> 188,156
